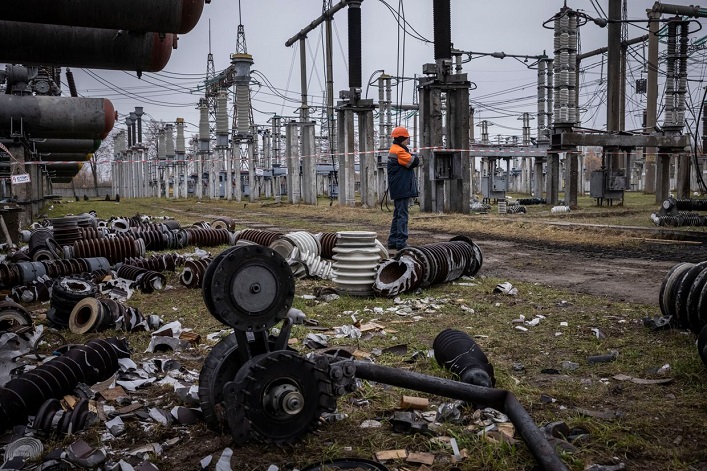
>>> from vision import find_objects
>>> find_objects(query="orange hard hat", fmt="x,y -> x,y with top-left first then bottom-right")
391,126 -> 410,139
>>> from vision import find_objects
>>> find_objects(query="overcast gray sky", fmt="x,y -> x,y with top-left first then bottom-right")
68,0 -> 707,146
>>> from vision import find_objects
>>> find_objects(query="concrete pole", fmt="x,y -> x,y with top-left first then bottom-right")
248,143 -> 256,202
645,9 -> 660,195
359,110 -> 376,208
325,15 -> 336,159
286,121 -> 300,203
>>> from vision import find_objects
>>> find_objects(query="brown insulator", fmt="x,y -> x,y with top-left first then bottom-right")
211,217 -> 236,231
78,227 -> 104,239
179,258 -> 212,288
372,255 -> 422,297
315,232 -> 339,260
0,300 -> 32,330
236,229 -> 283,247
69,297 -> 113,334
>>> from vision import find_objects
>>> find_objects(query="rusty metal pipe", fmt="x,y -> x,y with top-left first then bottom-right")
352,361 -> 569,471
0,22 -> 175,72
2,0 -> 205,34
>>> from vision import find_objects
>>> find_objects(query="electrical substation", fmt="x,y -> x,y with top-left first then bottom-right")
1,1 -> 706,227
1,3 -> 707,470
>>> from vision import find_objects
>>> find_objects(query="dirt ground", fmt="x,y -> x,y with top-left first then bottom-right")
16,202 -> 707,471
368,224 -> 704,306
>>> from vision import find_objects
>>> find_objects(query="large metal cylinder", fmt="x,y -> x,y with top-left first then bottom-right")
2,0 -> 204,34
0,95 -> 115,140
28,139 -> 101,154
35,153 -> 91,162
0,22 -> 175,72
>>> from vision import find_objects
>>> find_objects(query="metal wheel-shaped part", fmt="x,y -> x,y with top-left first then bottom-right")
197,333 -> 242,431
202,247 -> 238,326
210,245 -> 295,331
224,350 -> 336,445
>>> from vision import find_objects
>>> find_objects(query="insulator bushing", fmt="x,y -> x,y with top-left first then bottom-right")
432,0 -> 452,61
184,228 -> 231,248
347,1 -> 362,88
316,232 -> 339,260
382,236 -> 483,295
180,258 -> 212,288
9,276 -> 53,304
0,337 -> 129,427
332,232 -> 381,297
433,328 -> 495,388
236,229 -> 283,247
124,253 -> 183,271
211,217 -> 236,231
0,300 -> 32,331
73,234 -> 139,264
48,277 -> 98,328
69,297 -> 113,334
116,264 -> 166,293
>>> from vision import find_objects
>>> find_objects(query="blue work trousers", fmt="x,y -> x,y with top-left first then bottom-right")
388,197 -> 410,249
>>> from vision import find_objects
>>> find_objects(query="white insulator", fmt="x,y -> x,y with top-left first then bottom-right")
551,205 -> 571,213
199,101 -> 209,140
334,231 -> 379,248
284,231 -> 321,257
235,85 -> 251,134
559,88 -> 569,105
676,109 -> 685,125
664,110 -> 673,126
569,15 -> 577,32
555,17 -> 561,31
216,90 -> 229,136
157,129 -> 166,160
560,15 -> 568,30
165,123 -> 175,158
498,200 -> 507,214
560,51 -> 569,68
559,106 -> 568,122
332,231 -> 381,296
374,239 -> 390,260
176,120 -> 185,153
568,107 -> 577,124
560,70 -> 570,87
560,32 -> 569,49
111,217 -> 130,232
270,237 -> 296,259
568,73 -> 576,88
554,36 -> 561,52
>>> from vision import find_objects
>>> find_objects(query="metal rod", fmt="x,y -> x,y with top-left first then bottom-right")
352,361 -> 569,471
285,0 -> 349,47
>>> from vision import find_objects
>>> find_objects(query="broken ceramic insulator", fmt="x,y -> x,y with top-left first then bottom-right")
0,337 -> 129,428
432,328 -> 495,388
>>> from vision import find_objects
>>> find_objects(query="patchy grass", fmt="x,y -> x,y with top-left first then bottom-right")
29,195 -> 707,470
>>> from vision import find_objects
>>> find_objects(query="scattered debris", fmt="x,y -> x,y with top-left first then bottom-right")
612,374 -> 673,385
493,281 -> 518,295
587,351 -> 619,364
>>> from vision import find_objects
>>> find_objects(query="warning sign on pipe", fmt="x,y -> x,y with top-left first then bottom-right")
11,174 -> 30,185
